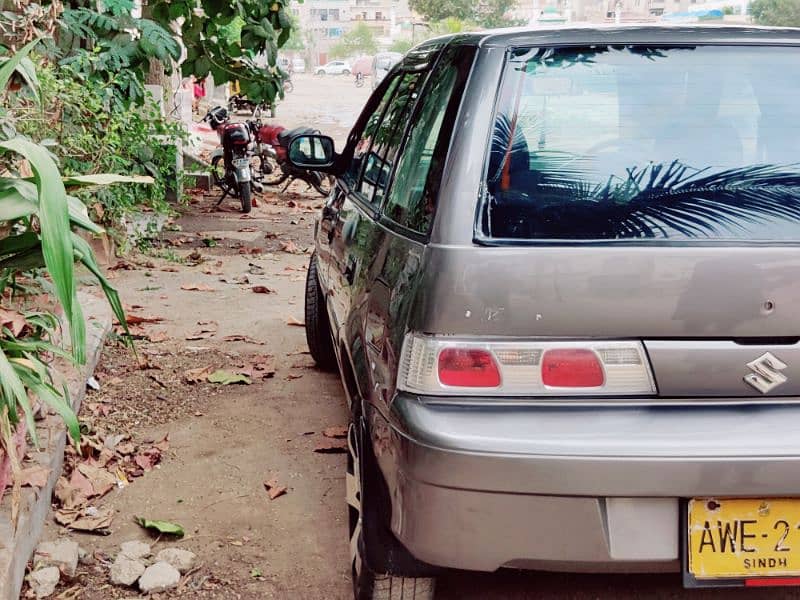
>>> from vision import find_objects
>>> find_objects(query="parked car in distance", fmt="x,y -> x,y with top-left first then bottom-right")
292,57 -> 306,73
288,26 -> 800,600
371,51 -> 402,89
315,60 -> 351,76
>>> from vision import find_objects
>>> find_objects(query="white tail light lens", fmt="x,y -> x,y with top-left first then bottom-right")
398,334 -> 656,397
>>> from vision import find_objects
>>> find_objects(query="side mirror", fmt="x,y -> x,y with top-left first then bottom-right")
287,135 -> 336,170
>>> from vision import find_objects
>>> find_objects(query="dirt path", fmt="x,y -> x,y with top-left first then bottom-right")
37,189 -> 351,599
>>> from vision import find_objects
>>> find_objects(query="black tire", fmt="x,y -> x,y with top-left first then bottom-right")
347,409 -> 436,600
311,173 -> 334,197
305,254 -> 336,371
239,181 -> 252,213
210,155 -> 229,192
342,69 -> 351,75
284,80 -> 294,93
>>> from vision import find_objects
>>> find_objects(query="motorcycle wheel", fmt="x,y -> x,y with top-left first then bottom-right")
284,80 -> 294,93
312,173 -> 334,197
240,181 -> 252,213
210,155 -> 230,192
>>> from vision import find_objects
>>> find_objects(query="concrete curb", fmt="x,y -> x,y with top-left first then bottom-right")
0,292 -> 111,600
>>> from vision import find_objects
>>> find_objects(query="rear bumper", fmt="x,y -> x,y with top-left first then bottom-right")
375,394 -> 800,572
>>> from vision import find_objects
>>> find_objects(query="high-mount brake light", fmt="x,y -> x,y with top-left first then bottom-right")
397,334 -> 656,398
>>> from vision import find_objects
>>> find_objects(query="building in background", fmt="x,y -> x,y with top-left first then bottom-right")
296,0 -> 414,66
513,0 -> 750,23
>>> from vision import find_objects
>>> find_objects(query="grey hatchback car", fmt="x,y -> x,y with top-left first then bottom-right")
287,25 -> 800,599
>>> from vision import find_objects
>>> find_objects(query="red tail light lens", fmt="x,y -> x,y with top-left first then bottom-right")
542,349 -> 604,388
438,348 -> 501,388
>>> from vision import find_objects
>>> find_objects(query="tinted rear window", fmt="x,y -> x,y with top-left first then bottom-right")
482,45 -> 800,241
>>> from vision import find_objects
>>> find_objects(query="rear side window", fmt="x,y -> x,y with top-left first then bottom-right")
343,75 -> 401,191
360,72 -> 425,204
384,45 -> 475,235
482,45 -> 800,242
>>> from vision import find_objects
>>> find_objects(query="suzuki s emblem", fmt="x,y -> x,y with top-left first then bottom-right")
744,352 -> 788,394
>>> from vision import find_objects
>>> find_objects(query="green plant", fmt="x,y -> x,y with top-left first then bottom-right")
149,0 -> 298,105
330,22 -> 378,59
388,38 -> 414,55
1,41 -> 139,504
14,60 -> 187,226
749,0 -> 800,26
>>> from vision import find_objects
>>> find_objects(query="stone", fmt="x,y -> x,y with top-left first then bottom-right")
119,540 -> 152,561
34,540 -> 80,577
155,548 -> 197,574
28,567 -> 60,599
138,562 -> 180,593
109,557 -> 146,587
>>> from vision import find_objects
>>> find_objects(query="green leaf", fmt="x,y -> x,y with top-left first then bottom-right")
0,186 -> 36,221
0,38 -> 40,93
135,517 -> 185,536
208,370 -> 252,385
103,0 -> 134,16
0,138 -> 85,364
71,233 -> 128,340
23,376 -> 80,443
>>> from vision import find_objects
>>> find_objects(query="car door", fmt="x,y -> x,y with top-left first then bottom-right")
362,44 -> 477,428
327,70 -> 428,349
317,73 -> 401,332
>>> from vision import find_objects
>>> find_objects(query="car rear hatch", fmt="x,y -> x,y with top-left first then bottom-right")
415,42 -> 800,401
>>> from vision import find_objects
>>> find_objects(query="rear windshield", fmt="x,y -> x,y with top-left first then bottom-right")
482,45 -> 800,241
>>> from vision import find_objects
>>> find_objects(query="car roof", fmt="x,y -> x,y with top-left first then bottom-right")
420,24 -> 800,49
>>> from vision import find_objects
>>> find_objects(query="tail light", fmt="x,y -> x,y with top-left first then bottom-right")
438,348 -> 501,388
398,334 -> 656,398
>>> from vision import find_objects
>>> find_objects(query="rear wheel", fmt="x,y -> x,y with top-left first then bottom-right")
347,411 -> 435,600
342,69 -> 351,75
239,181 -> 252,213
304,254 -> 336,371
210,155 -> 229,192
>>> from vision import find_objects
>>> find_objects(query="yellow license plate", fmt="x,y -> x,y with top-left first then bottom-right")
689,498 -> 800,579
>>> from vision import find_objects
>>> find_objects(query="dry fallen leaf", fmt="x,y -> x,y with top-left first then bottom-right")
160,266 -> 180,272
322,426 -> 348,440
154,434 -> 170,452
146,331 -> 170,343
181,283 -> 216,292
124,314 -> 164,325
263,478 -> 288,500
252,285 -> 274,294
185,321 -> 218,340
223,335 -> 265,345
313,440 -> 348,454
279,240 -> 303,254
55,506 -> 114,532
183,365 -> 214,384
116,442 -> 136,455
77,463 -> 117,498
286,316 -> 305,327
18,465 -> 50,488
286,373 -> 303,381
238,227 -> 258,232
0,308 -> 28,337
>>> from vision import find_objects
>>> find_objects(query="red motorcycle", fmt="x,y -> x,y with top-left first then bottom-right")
204,106 -> 255,213
249,121 -> 334,197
